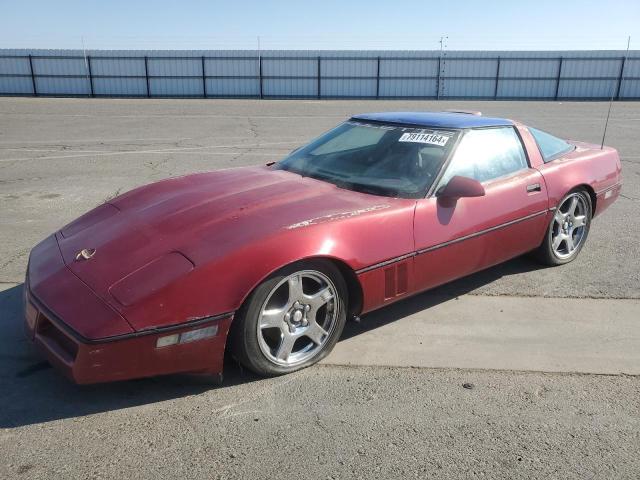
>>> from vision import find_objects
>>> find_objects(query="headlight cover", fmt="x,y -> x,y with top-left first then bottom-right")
109,252 -> 194,306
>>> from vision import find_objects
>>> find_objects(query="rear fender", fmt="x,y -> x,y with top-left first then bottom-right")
534,144 -> 621,216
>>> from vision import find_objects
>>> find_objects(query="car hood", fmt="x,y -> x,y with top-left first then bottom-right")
56,166 -> 401,307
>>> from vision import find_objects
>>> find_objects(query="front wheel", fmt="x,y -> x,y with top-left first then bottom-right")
230,260 -> 348,376
534,190 -> 592,266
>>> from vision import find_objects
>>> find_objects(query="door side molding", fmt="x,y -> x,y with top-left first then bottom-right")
356,209 -> 549,274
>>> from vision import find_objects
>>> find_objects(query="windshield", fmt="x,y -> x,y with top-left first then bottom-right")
276,121 -> 458,198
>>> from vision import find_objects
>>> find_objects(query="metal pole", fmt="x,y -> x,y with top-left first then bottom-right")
614,56 -> 626,100
437,35 -> 447,100
257,36 -> 262,100
81,37 -> 92,98
317,56 -> 321,99
144,56 -> 150,98
259,55 -> 263,99
494,57 -> 501,99
554,57 -> 563,101
376,56 -> 380,99
28,54 -> 37,96
436,56 -> 441,100
201,56 -> 207,98
87,55 -> 94,97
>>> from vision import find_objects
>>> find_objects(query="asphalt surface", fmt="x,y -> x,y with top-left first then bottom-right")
1,98 -> 639,479
0,98 -> 638,297
1,365 -> 639,479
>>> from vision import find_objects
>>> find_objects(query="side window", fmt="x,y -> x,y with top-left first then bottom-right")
439,127 -> 528,185
528,127 -> 574,162
311,124 -> 386,155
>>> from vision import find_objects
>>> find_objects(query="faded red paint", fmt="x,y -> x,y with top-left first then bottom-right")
25,122 -> 622,384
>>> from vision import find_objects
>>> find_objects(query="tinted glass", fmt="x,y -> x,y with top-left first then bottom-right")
311,125 -> 386,155
439,127 -> 528,185
276,121 -> 458,198
529,127 -> 574,162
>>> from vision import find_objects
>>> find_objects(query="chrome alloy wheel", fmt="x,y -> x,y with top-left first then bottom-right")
551,193 -> 589,259
257,270 -> 339,367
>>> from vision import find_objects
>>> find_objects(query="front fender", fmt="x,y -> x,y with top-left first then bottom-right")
194,201 -> 416,316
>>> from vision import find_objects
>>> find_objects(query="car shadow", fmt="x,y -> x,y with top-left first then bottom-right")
0,284 -> 264,428
0,256 -> 543,428
341,256 -> 543,341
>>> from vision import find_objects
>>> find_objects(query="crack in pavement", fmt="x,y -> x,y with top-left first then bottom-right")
102,186 -> 124,203
144,156 -> 170,175
620,193 -> 639,201
247,117 -> 259,139
0,249 -> 29,272
0,140 -> 300,164
316,363 -> 640,378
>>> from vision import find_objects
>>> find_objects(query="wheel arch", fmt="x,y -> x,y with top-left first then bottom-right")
567,183 -> 596,214
231,254 -> 363,326
322,256 -> 363,317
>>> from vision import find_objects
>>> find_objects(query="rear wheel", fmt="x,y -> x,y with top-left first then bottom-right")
230,260 -> 348,376
534,190 -> 592,266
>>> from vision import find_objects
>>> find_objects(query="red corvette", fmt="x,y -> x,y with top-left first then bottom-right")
24,112 -> 622,384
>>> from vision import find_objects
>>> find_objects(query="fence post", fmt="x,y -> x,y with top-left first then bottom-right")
376,56 -> 381,99
317,56 -> 321,99
28,54 -> 37,96
436,56 -> 441,100
615,56 -> 626,100
144,56 -> 150,98
201,56 -> 207,98
554,57 -> 563,100
87,55 -> 94,97
259,55 -> 263,99
494,57 -> 501,99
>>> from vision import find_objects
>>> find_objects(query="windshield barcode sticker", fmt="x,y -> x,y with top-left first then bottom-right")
399,132 -> 450,146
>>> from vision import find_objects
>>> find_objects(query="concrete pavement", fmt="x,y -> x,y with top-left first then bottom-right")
329,294 -> 640,375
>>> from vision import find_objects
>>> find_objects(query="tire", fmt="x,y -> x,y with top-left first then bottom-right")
534,189 -> 592,266
230,259 -> 348,376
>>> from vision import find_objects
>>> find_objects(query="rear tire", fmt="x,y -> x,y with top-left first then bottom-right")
230,260 -> 348,377
534,189 -> 592,266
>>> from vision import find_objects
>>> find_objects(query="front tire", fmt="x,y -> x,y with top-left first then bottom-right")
230,260 -> 348,376
534,189 -> 592,266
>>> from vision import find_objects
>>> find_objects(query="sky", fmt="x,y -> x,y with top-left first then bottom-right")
0,0 -> 638,51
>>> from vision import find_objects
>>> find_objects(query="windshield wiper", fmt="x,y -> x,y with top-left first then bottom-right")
348,182 -> 399,197
328,178 -> 400,197
304,172 -> 400,197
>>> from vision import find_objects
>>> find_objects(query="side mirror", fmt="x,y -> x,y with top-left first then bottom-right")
437,175 -> 485,206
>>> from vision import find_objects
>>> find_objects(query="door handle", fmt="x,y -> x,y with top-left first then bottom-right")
526,183 -> 541,193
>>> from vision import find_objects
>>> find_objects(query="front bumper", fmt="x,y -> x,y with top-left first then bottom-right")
24,285 -> 233,384
24,236 -> 233,384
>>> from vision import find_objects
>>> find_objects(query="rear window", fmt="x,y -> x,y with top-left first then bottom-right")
529,127 -> 574,162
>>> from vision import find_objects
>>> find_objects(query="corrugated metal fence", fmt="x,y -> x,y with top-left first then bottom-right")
1,49 -> 639,100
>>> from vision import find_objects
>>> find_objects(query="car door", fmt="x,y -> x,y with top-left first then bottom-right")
412,126 -> 550,293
